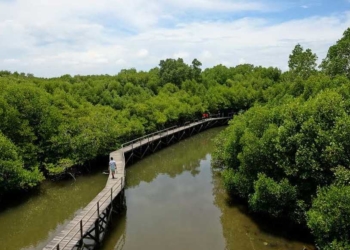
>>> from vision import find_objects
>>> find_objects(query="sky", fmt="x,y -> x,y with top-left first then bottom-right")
0,0 -> 349,77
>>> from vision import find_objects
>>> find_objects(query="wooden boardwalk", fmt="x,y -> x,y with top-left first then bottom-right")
121,117 -> 229,151
43,117 -> 230,250
44,150 -> 126,250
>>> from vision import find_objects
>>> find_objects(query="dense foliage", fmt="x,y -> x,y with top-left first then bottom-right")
307,185 -> 350,249
0,58 -> 281,199
215,28 -> 350,248
1,25 -> 349,248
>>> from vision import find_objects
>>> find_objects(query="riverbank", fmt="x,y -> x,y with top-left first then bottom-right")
0,128 -> 315,250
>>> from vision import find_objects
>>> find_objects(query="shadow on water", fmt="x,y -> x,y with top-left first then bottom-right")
100,210 -> 127,250
212,171 -> 316,250
225,195 -> 315,248
0,155 -> 109,212
0,188 -> 42,213
0,128 -> 316,250
100,127 -> 315,250
0,157 -> 110,250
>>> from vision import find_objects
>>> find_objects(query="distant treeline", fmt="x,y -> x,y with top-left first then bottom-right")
1,26 -> 349,249
214,28 -> 350,249
0,57 -> 280,197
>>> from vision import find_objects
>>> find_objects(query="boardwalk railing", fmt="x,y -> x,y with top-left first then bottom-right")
44,116 -> 232,250
121,116 -> 233,151
120,114 -> 233,150
47,178 -> 124,250
121,126 -> 177,149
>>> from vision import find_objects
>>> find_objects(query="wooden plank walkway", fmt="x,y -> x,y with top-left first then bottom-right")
43,117 -> 229,250
44,149 -> 126,250
121,117 -> 229,152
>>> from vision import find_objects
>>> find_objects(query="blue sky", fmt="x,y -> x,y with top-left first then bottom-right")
0,0 -> 349,77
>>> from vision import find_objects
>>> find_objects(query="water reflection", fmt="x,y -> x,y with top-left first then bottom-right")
125,130 -> 214,189
102,128 -> 225,250
212,171 -> 315,250
0,127 -> 315,250
102,127 -> 315,250
0,170 -> 107,250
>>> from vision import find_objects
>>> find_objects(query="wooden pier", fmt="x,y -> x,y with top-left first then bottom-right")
43,116 -> 230,250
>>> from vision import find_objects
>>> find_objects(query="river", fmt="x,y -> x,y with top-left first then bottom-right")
0,127 -> 315,250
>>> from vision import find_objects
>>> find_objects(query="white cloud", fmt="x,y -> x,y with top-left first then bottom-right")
3,58 -> 19,64
116,59 -> 126,65
163,0 -> 267,12
137,49 -> 149,58
173,52 -> 189,59
0,0 -> 349,76
200,51 -> 212,59
239,58 -> 246,64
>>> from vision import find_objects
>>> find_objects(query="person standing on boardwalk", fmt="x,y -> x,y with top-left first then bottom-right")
109,157 -> 117,179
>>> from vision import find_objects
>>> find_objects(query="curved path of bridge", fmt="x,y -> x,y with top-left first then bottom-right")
43,117 -> 230,250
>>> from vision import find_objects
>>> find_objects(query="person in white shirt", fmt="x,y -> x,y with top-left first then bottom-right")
109,157 -> 117,179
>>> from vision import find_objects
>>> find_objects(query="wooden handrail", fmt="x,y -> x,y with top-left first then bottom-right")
121,126 -> 177,148
48,180 -> 123,250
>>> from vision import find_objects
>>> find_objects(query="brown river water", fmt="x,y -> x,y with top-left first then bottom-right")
0,127 -> 315,250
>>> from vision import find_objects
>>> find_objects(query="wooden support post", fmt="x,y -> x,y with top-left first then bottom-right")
111,187 -> 113,211
95,220 -> 100,245
131,150 -> 134,164
119,188 -> 123,205
79,220 -> 83,247
97,202 -> 100,217
56,244 -> 60,250
141,145 -> 149,159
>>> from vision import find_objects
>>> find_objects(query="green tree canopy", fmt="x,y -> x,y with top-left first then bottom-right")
159,58 -> 192,86
321,28 -> 350,78
0,132 -> 43,197
288,44 -> 318,79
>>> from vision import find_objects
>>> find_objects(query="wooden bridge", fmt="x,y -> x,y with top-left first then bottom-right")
43,116 -> 231,250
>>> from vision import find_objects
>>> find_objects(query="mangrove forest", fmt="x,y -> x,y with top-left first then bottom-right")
1,27 -> 350,250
